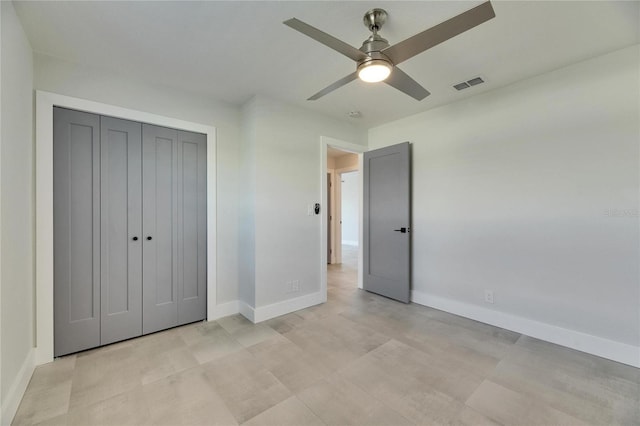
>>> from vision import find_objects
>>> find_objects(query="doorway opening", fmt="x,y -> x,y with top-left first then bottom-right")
325,145 -> 361,298
320,136 -> 365,303
327,148 -> 359,265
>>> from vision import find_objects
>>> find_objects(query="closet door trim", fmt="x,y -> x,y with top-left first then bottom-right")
36,91 -> 217,365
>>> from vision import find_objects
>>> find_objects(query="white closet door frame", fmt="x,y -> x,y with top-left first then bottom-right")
35,91 -> 217,365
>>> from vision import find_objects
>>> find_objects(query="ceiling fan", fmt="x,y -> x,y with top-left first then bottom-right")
284,1 -> 495,101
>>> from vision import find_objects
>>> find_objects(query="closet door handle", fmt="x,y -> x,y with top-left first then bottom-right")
146,236 -> 152,241
132,236 -> 139,241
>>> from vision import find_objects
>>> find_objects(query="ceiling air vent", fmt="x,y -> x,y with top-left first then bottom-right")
453,76 -> 485,91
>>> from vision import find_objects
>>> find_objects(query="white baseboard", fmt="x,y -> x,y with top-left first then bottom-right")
342,240 -> 358,246
209,300 -> 240,320
1,348 -> 35,425
411,290 -> 640,368
208,294 -> 324,325
238,300 -> 255,323
250,291 -> 324,323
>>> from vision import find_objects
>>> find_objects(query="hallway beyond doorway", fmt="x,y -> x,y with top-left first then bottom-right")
327,244 -> 358,296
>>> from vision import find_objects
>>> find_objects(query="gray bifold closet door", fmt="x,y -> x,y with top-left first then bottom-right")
176,130 -> 207,325
54,107 -> 101,356
54,109 -> 206,357
142,124 -> 179,334
142,125 -> 207,333
100,116 -> 143,345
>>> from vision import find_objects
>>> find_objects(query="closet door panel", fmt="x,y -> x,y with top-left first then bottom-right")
54,107 -> 101,356
142,124 -> 179,334
100,116 -> 143,345
177,130 -> 207,325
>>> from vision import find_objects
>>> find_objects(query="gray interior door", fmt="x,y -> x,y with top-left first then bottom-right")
54,107 -> 101,356
177,130 -> 207,325
142,124 -> 179,334
100,116 -> 143,345
363,142 -> 411,303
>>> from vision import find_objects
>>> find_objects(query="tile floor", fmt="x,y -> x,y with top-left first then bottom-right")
12,245 -> 640,425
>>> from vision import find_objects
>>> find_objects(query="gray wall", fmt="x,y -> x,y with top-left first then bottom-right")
369,45 -> 640,347
1,0 -> 35,414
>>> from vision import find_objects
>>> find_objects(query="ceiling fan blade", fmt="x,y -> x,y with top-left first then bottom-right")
382,1 -> 495,65
384,67 -> 430,101
308,72 -> 358,100
284,18 -> 368,62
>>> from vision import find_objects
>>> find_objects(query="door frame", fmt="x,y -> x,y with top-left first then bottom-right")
327,170 -> 335,264
35,91 -> 217,365
320,136 -> 366,301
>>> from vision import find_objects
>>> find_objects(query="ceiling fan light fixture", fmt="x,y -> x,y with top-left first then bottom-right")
284,1 -> 495,100
357,59 -> 392,83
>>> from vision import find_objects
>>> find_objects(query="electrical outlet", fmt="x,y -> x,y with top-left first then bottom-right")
484,289 -> 494,304
286,280 -> 301,293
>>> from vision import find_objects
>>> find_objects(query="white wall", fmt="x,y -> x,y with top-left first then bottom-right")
244,96 -> 366,310
238,99 -> 257,307
32,55 -> 367,322
1,1 -> 35,422
341,171 -> 359,245
34,53 -> 241,304
369,45 -> 640,361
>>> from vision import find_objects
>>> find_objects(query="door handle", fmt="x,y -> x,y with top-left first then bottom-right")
146,236 -> 152,241
132,236 -> 138,241
393,227 -> 408,233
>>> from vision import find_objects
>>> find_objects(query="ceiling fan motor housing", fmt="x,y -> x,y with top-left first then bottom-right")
358,34 -> 393,73
360,34 -> 390,55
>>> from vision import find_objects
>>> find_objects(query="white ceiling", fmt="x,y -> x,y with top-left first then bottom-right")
14,1 -> 639,128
